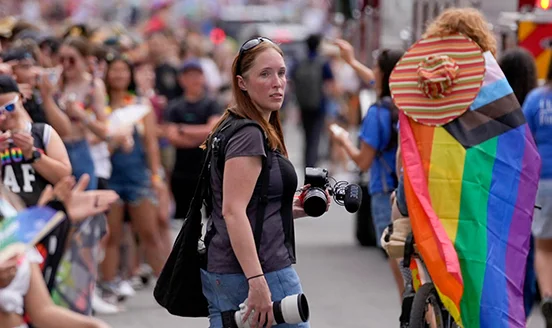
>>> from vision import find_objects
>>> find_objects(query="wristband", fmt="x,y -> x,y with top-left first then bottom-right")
151,174 -> 162,183
246,273 -> 264,282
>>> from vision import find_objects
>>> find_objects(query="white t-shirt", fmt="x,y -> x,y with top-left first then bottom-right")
0,248 -> 43,315
89,142 -> 112,180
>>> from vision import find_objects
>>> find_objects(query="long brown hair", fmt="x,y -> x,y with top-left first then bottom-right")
207,41 -> 288,156
59,36 -> 92,90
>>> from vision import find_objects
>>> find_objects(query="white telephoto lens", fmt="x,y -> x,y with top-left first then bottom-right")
234,302 -> 252,328
279,294 -> 309,324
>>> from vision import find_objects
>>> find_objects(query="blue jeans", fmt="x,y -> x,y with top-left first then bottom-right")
396,175 -> 408,217
371,192 -> 393,247
64,139 -> 97,191
200,266 -> 309,328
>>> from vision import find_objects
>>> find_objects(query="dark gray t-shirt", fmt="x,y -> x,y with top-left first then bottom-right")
207,125 -> 297,274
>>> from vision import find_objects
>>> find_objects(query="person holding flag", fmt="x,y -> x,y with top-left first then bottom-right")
388,7 -> 541,328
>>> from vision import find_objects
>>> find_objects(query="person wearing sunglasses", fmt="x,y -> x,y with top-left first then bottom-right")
56,36 -> 109,192
0,74 -> 72,207
198,37 -> 327,328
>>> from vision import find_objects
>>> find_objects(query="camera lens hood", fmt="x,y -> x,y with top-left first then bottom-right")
303,188 -> 328,217
273,293 -> 310,324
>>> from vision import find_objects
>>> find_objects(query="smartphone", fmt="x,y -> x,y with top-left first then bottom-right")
329,123 -> 345,137
42,67 -> 61,85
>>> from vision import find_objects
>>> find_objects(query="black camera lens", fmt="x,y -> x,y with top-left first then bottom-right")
303,188 -> 328,217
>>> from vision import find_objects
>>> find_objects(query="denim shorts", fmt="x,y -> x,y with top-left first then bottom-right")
64,139 -> 97,191
108,180 -> 156,206
371,192 -> 393,247
200,266 -> 309,328
532,179 -> 552,239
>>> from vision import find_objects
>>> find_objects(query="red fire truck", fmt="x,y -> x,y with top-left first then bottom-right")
499,0 -> 552,82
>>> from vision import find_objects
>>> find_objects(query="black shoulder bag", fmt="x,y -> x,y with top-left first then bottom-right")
153,114 -> 271,317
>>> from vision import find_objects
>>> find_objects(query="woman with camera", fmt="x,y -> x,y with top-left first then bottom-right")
329,44 -> 405,298
199,37 -> 328,328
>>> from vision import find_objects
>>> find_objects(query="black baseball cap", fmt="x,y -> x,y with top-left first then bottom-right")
1,47 -> 35,63
0,75 -> 20,95
178,59 -> 203,74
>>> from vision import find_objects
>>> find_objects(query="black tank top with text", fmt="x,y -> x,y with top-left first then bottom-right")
1,123 -> 52,206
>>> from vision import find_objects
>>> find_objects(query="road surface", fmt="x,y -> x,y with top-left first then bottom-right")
98,111 -> 546,327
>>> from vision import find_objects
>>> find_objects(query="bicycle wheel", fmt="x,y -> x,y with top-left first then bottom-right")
409,283 -> 447,328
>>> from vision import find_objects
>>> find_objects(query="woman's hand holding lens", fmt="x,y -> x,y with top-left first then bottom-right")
243,276 -> 274,328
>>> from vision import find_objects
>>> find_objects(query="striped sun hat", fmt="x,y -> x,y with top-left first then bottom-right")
389,33 -> 486,126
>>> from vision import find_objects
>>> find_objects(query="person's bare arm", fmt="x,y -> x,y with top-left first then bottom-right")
25,264 -> 109,328
340,137 -> 377,172
37,76 -> 72,138
222,155 -> 263,277
334,39 -> 375,84
81,78 -> 108,140
143,110 -> 162,178
29,129 -> 71,184
223,154 -> 275,327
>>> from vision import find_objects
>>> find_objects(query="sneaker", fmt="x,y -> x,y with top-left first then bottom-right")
99,281 -> 126,303
137,264 -> 153,286
117,280 -> 136,298
92,290 -> 120,315
130,275 -> 146,290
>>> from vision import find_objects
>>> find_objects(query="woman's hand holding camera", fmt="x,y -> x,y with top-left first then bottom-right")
293,184 -> 331,219
244,275 -> 274,328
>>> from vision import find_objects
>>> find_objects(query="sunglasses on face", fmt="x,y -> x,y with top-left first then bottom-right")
59,56 -> 76,66
236,37 -> 275,75
0,95 -> 19,114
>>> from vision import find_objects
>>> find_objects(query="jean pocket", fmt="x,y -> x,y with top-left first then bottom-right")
278,267 -> 303,296
215,273 -> 249,309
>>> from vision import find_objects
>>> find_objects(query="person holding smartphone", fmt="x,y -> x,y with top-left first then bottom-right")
1,46 -> 71,137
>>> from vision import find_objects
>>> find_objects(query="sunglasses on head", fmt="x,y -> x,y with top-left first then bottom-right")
0,95 -> 19,113
236,37 -> 275,75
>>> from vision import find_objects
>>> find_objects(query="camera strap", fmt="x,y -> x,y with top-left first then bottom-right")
255,149 -> 272,250
208,113 -> 272,252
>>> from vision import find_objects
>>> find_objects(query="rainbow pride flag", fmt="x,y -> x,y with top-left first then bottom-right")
400,51 -> 541,327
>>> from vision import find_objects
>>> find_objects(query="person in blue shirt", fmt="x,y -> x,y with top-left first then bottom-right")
330,47 -> 404,299
522,61 -> 552,324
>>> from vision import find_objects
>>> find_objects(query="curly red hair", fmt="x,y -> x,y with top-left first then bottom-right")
423,7 -> 497,56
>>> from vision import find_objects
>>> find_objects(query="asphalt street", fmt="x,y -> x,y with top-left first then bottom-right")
98,111 -> 547,328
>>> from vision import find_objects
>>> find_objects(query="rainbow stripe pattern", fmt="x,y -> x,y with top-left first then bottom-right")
390,34 -> 486,126
400,51 -> 541,327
